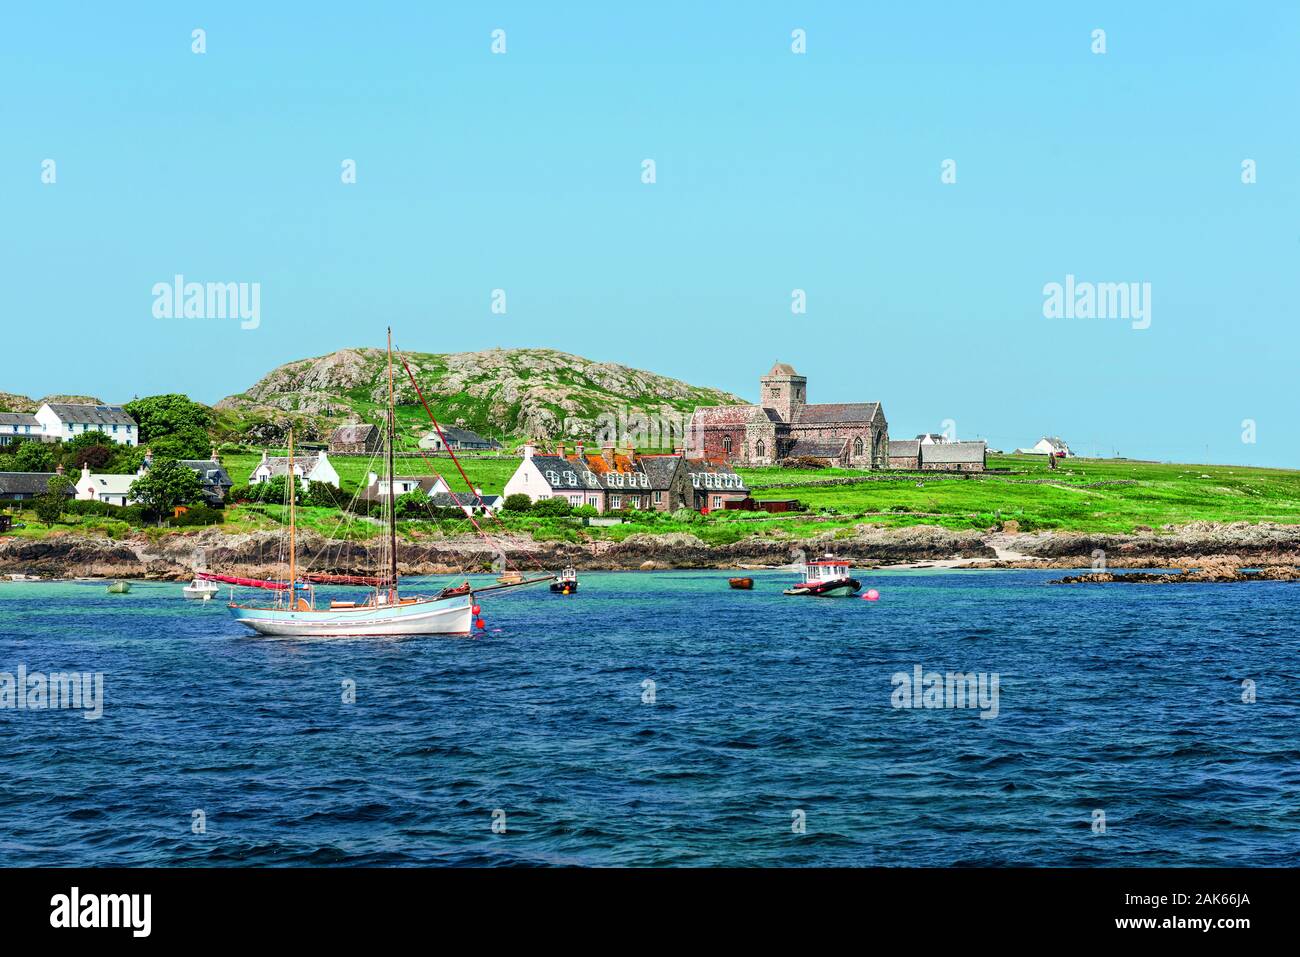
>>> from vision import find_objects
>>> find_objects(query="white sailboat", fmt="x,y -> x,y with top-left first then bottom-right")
211,329 -> 537,638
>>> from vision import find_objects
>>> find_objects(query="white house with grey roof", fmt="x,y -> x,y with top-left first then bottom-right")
35,403 -> 138,446
0,413 -> 41,446
251,450 -> 340,489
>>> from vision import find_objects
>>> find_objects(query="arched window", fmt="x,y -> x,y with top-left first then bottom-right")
755,439 -> 766,459
722,435 -> 732,453
853,437 -> 864,457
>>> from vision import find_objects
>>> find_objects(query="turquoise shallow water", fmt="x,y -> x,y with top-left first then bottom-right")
0,569 -> 1297,866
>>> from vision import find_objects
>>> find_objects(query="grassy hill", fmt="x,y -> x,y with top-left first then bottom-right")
215,347 -> 744,447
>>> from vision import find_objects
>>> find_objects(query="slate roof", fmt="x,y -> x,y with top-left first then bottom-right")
683,458 -> 748,492
792,402 -> 880,425
360,474 -> 445,501
0,472 -> 76,497
690,405 -> 780,426
785,438 -> 848,459
637,456 -> 683,490
531,455 -> 607,491
258,454 -> 323,478
0,413 -> 40,428
329,424 -> 380,446
178,460 -> 233,490
921,441 -> 987,464
42,403 -> 135,427
425,426 -> 499,448
888,439 -> 922,457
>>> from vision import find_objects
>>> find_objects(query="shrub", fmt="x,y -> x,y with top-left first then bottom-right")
173,504 -> 224,526
530,497 -> 573,517
65,499 -> 117,517
573,504 -> 598,518
304,480 -> 346,509
502,493 -> 533,512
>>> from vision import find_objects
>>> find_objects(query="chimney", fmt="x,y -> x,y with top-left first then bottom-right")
673,446 -> 685,458
211,444 -> 221,464
55,463 -> 64,476
522,443 -> 535,459
81,464 -> 91,480
575,441 -> 585,460
601,442 -> 615,466
556,443 -> 566,458
260,450 -> 268,464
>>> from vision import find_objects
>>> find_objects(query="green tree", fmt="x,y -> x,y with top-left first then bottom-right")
148,428 -> 211,459
128,459 -> 203,522
14,441 -> 54,473
46,473 -> 75,499
33,494 -> 64,525
124,394 -> 214,446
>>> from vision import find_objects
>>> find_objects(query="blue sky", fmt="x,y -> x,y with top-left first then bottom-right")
2,2 -> 1297,465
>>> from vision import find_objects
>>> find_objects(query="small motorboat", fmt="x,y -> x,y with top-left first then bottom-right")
782,555 -> 861,597
551,567 -> 578,594
182,578 -> 221,600
728,577 -> 754,590
439,581 -> 472,598
106,581 -> 131,594
497,570 -> 525,585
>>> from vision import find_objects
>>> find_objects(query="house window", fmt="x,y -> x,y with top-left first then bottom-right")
610,495 -> 621,509
588,496 -> 599,507
722,436 -> 732,453
755,439 -> 766,459
712,496 -> 722,508
653,491 -> 663,504
853,437 -> 863,456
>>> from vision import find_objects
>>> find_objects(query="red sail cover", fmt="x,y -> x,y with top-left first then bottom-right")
196,572 -> 291,591
301,573 -> 386,587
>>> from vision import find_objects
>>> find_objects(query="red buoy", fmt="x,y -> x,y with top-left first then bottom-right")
471,604 -> 481,615
475,617 -> 486,629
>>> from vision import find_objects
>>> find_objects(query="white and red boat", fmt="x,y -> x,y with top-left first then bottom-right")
211,329 -> 551,638
783,555 -> 862,597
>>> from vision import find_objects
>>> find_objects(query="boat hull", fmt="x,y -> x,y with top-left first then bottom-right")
228,593 -> 474,637
783,577 -> 861,597
728,577 -> 755,590
550,581 -> 578,593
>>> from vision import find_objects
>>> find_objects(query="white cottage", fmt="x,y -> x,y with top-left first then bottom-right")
75,464 -> 144,506
35,403 -> 138,446
250,450 -> 340,489
360,471 -> 451,501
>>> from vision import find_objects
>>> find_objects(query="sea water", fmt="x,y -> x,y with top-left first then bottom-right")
0,570 -> 1296,866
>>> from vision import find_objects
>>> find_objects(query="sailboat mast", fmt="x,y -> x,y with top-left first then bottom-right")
387,328 -> 399,600
288,427 -> 296,605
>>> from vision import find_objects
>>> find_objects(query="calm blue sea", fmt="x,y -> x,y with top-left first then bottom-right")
0,570 -> 1296,867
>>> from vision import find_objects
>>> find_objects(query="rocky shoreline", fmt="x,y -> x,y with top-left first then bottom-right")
3,521 -> 1300,581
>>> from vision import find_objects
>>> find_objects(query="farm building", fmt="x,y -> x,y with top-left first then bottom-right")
328,423 -> 382,454
888,439 -> 922,469
419,427 -> 501,452
919,441 -> 987,472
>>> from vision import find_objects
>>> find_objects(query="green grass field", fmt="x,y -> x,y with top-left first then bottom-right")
737,454 -> 1300,533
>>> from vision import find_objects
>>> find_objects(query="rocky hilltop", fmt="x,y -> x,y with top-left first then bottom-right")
0,392 -> 104,413
216,347 -> 744,443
